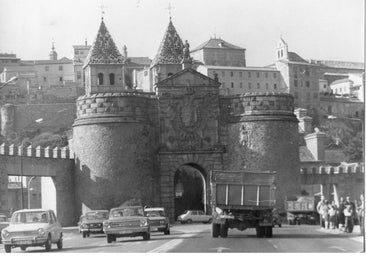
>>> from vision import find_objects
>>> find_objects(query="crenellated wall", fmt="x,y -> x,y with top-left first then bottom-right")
73,91 -> 159,218
220,92 -> 300,211
0,144 -> 75,226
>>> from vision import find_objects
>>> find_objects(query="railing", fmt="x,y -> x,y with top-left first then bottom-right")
0,143 -> 74,159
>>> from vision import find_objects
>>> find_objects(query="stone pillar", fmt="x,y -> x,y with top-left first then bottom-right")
52,161 -> 77,226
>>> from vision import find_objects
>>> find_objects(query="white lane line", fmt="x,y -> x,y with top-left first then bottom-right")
148,233 -> 194,253
329,246 -> 346,252
268,239 -> 278,249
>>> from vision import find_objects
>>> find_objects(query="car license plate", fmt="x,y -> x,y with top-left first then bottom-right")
90,228 -> 101,231
118,230 -> 130,234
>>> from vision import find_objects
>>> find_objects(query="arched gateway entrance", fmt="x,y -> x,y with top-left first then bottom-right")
174,163 -> 207,220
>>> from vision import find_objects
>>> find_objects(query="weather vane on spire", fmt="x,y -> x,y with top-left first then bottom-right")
166,2 -> 175,20
99,2 -> 107,20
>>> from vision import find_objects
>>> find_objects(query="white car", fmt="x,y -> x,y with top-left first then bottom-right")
177,210 -> 212,224
1,209 -> 63,253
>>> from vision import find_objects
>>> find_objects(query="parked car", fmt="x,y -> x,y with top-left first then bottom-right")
0,213 -> 10,243
103,206 -> 150,243
78,210 -> 109,238
1,209 -> 63,253
177,210 -> 212,224
144,207 -> 170,235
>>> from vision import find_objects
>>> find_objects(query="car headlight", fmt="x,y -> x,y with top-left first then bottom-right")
2,229 -> 10,239
160,220 -> 165,225
81,224 -> 88,229
103,222 -> 110,229
38,228 -> 45,235
140,219 -> 148,227
215,207 -> 223,214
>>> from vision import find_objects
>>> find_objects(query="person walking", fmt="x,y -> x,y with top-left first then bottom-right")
329,201 -> 337,229
338,197 -> 345,230
344,196 -> 355,233
357,194 -> 364,236
317,196 -> 327,229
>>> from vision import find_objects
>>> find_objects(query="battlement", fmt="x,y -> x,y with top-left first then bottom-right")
0,143 -> 74,159
75,92 -> 157,122
300,162 -> 364,175
220,92 -> 296,122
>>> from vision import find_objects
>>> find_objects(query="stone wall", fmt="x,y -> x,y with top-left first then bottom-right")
73,92 -> 159,217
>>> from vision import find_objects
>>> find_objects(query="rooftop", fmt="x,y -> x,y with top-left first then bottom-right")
191,38 -> 244,52
200,65 -> 278,71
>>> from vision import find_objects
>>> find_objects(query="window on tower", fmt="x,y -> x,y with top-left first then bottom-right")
109,73 -> 115,85
98,73 -> 104,85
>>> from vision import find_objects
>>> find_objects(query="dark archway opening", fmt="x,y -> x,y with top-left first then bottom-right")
173,163 -> 206,220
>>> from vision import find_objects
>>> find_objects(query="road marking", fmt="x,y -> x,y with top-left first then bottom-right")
148,233 -> 194,253
329,246 -> 346,252
268,239 -> 278,249
211,246 -> 230,253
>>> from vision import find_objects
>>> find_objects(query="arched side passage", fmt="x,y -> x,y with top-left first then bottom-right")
158,152 -> 224,222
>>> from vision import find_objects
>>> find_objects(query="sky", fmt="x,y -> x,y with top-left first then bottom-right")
0,0 -> 364,66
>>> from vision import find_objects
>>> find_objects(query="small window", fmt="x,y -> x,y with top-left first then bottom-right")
98,73 -> 104,85
80,51 -> 84,55
59,65 -> 63,71
305,69 -> 310,76
239,82 -> 243,88
231,82 -> 234,88
230,71 -> 234,77
355,111 -> 359,117
248,72 -> 251,78
74,50 -> 79,55
274,83 -> 277,89
257,72 -> 260,78
248,82 -> 252,89
109,73 -> 115,85
257,83 -> 260,89
45,66 -> 49,71
77,71 -> 81,80
59,77 -> 63,82
323,84 -> 327,89
306,81 -> 310,88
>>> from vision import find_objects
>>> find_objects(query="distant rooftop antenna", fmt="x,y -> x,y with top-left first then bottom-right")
166,2 -> 175,20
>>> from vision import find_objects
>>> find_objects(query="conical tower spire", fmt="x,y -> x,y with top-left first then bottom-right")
151,18 -> 184,67
84,19 -> 124,67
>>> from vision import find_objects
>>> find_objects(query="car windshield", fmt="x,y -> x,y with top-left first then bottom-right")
11,211 -> 48,224
0,216 -> 7,222
110,208 -> 144,218
145,210 -> 165,217
85,212 -> 108,220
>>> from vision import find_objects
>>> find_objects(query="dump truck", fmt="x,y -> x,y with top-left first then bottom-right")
211,170 -> 276,238
286,196 -> 319,225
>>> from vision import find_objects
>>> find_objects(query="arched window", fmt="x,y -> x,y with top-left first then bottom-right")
109,73 -> 115,85
98,73 -> 104,85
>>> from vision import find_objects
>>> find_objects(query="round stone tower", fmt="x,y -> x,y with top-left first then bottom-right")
72,18 -> 159,215
223,92 -> 300,212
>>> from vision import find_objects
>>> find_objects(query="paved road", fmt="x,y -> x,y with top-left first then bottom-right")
1,223 -> 364,253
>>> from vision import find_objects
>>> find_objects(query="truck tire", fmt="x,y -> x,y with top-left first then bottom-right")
212,223 -> 220,237
265,226 -> 273,238
256,227 -> 264,238
4,245 -> 11,253
107,234 -> 114,243
220,223 -> 228,238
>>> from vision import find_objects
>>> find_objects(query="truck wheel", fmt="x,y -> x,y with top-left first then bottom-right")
212,223 -> 220,238
164,227 -> 170,235
82,231 -> 87,238
265,226 -> 273,238
107,234 -> 114,243
143,232 -> 150,240
220,223 -> 228,238
4,245 -> 11,253
256,227 -> 264,238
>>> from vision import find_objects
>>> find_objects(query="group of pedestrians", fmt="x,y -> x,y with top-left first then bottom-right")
316,194 -> 364,235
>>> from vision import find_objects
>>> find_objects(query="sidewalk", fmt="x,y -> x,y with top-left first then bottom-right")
318,225 -> 364,243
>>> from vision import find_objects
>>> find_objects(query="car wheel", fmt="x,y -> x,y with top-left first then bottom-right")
265,226 -> 273,238
143,232 -> 150,240
21,246 -> 26,251
279,223 -> 282,228
256,227 -> 265,238
164,228 -> 170,235
4,245 -> 11,253
107,234 -> 114,243
82,231 -> 86,238
186,219 -> 192,224
212,223 -> 220,238
57,233 -> 63,250
45,235 -> 52,252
